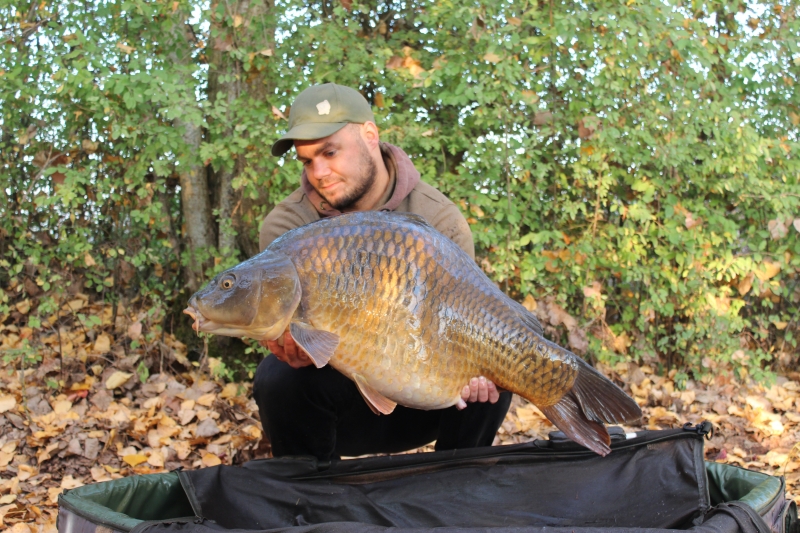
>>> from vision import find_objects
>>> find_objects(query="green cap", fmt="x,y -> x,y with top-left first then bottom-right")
271,83 -> 375,157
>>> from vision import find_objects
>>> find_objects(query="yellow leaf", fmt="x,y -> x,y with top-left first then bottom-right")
483,52 -> 502,64
202,453 -> 222,467
147,450 -> 165,468
0,495 -> 16,505
773,321 -> 788,330
233,15 -> 243,27
94,333 -> 111,353
219,383 -> 239,399
52,400 -> 72,415
105,371 -> 133,390
0,396 -> 16,414
64,299 -> 85,312
15,299 -> 30,315
258,48 -> 273,57
84,252 -> 97,267
737,272 -> 754,296
754,260 -> 781,281
60,474 -> 84,490
521,294 -> 537,312
116,42 -> 135,54
123,454 -> 148,467
197,393 -> 216,407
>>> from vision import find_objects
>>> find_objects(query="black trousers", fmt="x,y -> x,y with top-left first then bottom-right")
252,355 -> 512,461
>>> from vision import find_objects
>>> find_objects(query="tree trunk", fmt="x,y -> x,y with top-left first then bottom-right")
207,0 -> 275,258
168,16 -> 216,291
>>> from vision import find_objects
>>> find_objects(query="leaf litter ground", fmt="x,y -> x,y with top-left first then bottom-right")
1,300 -> 799,532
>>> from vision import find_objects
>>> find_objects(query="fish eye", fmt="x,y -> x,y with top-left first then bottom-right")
220,277 -> 235,289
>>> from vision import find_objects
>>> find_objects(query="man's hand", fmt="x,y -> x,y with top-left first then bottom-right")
456,376 -> 500,410
261,330 -> 314,369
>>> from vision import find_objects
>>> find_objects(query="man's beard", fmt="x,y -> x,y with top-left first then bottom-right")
320,139 -> 378,211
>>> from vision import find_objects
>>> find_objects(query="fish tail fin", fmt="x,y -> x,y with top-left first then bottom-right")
540,358 -> 642,456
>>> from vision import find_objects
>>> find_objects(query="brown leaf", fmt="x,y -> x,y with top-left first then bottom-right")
533,111 -> 553,126
483,52 -> 502,64
684,211 -> 702,229
94,333 -> 112,353
374,92 -> 384,108
386,56 -> 404,70
232,15 -> 243,27
768,219 -> 788,240
737,272 -> 754,296
128,321 -> 143,340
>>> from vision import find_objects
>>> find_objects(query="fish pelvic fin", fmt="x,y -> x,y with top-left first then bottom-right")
540,358 -> 642,456
289,322 -> 339,369
353,373 -> 397,415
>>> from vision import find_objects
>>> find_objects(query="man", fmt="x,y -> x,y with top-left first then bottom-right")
254,83 -> 514,462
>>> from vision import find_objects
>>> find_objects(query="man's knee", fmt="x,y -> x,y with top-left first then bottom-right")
252,355 -> 355,412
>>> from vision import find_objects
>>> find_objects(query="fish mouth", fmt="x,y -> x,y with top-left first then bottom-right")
183,306 -> 208,332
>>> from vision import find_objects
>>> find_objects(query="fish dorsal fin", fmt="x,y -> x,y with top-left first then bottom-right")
289,322 -> 339,369
510,300 -> 544,336
390,212 -> 433,229
353,373 -> 397,415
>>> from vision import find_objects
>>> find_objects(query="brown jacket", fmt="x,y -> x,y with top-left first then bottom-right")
259,143 -> 474,259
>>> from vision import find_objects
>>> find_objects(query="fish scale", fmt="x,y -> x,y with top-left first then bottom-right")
187,211 -> 642,455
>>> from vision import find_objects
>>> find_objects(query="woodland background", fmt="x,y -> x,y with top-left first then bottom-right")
1,0 -> 800,530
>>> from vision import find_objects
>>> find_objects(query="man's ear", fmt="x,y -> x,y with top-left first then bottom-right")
360,121 -> 381,150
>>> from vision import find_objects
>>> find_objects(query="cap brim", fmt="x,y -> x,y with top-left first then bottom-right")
270,122 -> 350,157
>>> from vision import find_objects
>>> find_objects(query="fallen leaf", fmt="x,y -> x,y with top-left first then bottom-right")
0,396 -> 16,414
84,252 -> 97,267
232,15 -> 243,27
123,454 -> 148,467
60,474 -> 84,490
94,333 -> 111,353
116,42 -> 135,54
147,450 -> 165,468
128,321 -> 142,340
15,299 -> 30,315
105,371 -> 133,389
484,52 -> 502,63
202,453 -> 222,467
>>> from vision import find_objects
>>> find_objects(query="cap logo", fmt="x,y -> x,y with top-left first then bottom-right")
316,100 -> 331,115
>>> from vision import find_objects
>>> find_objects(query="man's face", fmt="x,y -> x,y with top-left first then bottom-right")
294,125 -> 378,212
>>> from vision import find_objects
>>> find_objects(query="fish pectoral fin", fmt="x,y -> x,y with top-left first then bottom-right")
289,322 -> 339,369
353,373 -> 397,415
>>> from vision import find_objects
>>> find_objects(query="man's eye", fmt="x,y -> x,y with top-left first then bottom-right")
325,151 -> 336,157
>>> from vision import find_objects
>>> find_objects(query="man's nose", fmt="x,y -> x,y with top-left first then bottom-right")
308,159 -> 331,180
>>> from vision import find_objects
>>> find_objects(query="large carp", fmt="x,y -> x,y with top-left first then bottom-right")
184,212 -> 641,455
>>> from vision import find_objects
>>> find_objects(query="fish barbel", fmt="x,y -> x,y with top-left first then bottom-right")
184,212 -> 641,455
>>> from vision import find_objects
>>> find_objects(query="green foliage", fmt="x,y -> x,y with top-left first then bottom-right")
1,0 -> 798,379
